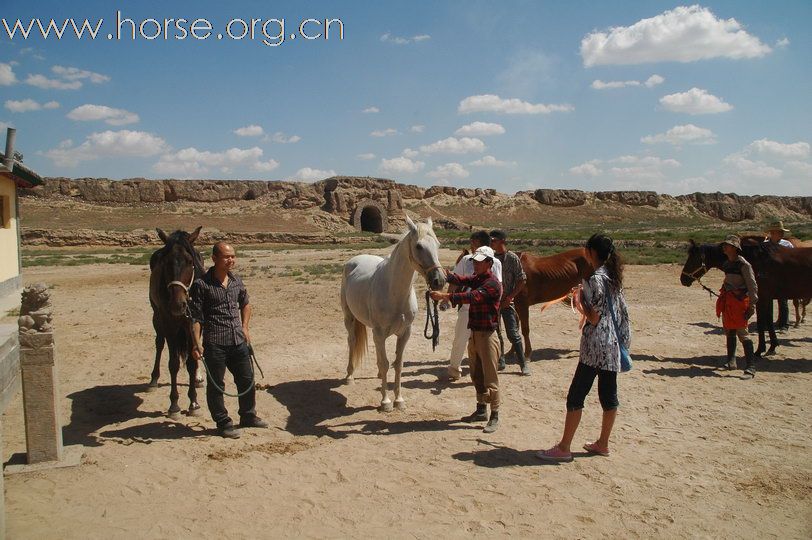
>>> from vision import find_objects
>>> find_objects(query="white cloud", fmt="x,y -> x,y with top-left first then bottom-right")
5,98 -> 59,112
721,153 -> 782,179
660,88 -> 733,114
294,167 -> 336,181
379,156 -> 425,175
409,125 -> 425,133
380,33 -> 430,45
154,146 -> 279,177
401,148 -> 419,158
746,139 -> 809,159
362,106 -> 380,113
51,65 -> 109,84
459,94 -> 573,115
356,153 -> 376,161
641,124 -> 717,146
580,5 -> 772,66
67,104 -> 139,125
234,124 -> 264,137
455,121 -> 505,136
0,63 -> 17,86
569,161 -> 602,176
24,74 -> 82,90
470,155 -> 514,167
427,162 -> 469,180
44,129 -> 167,167
371,128 -> 398,137
269,132 -> 301,144
419,136 -> 486,154
645,74 -> 665,88
594,74 -> 665,90
775,37 -> 789,48
591,79 -> 640,90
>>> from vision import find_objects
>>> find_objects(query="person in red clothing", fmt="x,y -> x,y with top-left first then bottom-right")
430,246 -> 503,433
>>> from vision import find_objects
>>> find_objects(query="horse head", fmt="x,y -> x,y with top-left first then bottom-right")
155,226 -> 203,318
404,216 -> 446,291
680,239 -> 708,287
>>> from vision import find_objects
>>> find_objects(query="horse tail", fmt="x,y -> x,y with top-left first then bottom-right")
349,318 -> 368,372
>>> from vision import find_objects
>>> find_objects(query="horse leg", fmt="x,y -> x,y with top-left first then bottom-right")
516,299 -> 531,361
149,332 -> 164,390
754,302 -> 767,357
167,343 -> 181,418
373,331 -> 392,412
766,312 -> 778,356
186,350 -> 201,416
393,328 -> 411,411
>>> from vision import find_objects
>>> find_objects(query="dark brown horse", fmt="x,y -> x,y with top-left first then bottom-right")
680,239 -> 812,357
514,248 -> 593,359
149,226 -> 205,418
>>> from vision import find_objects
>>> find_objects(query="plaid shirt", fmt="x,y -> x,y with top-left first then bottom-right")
189,267 -> 250,346
448,270 -> 502,331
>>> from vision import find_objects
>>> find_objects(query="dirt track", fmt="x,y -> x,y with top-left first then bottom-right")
3,248 -> 811,538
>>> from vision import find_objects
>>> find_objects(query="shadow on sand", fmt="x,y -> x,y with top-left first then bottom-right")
452,440 -> 594,468
642,353 -> 811,378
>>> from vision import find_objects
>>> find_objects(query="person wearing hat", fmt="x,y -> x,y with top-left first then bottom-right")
716,235 -> 758,377
430,246 -> 503,433
489,229 -> 530,376
764,221 -> 793,332
443,231 -> 503,381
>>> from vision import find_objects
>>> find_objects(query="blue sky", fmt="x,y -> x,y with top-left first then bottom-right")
1,1 -> 810,195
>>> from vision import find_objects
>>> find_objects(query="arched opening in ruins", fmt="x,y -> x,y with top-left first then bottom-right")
360,205 -> 383,233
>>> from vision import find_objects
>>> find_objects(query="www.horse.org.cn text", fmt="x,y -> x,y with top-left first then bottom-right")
1,11 -> 345,47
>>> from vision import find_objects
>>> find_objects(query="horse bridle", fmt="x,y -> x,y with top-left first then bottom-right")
167,271 -> 194,295
681,248 -> 719,298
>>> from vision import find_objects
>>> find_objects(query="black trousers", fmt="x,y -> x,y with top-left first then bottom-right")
566,361 -> 619,412
204,341 -> 256,427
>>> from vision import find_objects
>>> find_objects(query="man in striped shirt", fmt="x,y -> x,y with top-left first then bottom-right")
190,242 -> 266,439
431,246 -> 503,433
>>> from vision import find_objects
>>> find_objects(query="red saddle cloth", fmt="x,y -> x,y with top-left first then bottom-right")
716,289 -> 750,330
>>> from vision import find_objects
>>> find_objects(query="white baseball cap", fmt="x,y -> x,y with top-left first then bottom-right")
471,246 -> 495,262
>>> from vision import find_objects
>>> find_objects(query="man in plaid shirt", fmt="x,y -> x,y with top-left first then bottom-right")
431,246 -> 503,433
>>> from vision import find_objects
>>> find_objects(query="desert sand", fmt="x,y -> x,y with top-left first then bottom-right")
2,246 -> 810,539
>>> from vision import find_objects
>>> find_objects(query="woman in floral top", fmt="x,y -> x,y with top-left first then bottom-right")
537,233 -> 631,462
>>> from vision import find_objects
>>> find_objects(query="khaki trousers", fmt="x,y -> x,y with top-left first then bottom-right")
468,330 -> 500,410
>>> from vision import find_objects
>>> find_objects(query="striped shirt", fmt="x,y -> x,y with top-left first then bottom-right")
495,250 -> 525,298
189,268 -> 250,346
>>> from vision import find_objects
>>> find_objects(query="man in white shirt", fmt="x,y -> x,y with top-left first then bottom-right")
445,231 -> 502,380
764,220 -> 794,331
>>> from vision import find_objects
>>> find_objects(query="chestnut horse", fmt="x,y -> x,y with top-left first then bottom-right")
680,238 -> 812,357
149,226 -> 205,418
514,249 -> 593,360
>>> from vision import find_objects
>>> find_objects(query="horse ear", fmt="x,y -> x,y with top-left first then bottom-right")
405,215 -> 417,233
156,228 -> 168,244
426,217 -> 433,228
189,226 -> 202,244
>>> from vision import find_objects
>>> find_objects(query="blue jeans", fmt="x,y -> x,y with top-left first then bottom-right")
500,306 -> 525,366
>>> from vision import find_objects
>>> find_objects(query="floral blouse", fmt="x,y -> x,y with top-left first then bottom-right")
579,265 -> 631,372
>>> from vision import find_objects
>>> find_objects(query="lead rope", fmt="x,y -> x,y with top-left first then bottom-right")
424,290 -> 440,351
198,344 -> 264,398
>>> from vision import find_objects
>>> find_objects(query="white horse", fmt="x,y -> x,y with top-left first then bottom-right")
340,216 -> 446,411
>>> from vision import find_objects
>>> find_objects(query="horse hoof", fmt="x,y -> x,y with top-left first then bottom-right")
394,399 -> 406,411
188,405 -> 202,417
168,411 -> 181,420
765,348 -> 777,357
194,380 -> 205,389
344,376 -> 355,385
379,401 -> 394,413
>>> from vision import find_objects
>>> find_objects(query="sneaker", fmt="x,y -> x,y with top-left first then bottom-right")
536,446 -> 573,462
239,416 -> 269,429
520,363 -> 531,376
447,366 -> 462,381
218,423 -> 242,439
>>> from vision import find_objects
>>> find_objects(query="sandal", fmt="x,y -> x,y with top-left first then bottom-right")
583,442 -> 610,457
536,445 -> 573,462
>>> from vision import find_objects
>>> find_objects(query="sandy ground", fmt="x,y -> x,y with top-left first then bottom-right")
2,247 -> 811,539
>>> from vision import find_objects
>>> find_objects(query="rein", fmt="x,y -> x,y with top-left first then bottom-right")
199,343 -> 264,398
424,290 -> 440,350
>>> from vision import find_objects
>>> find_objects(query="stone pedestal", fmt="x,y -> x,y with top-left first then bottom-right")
19,331 -> 62,463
